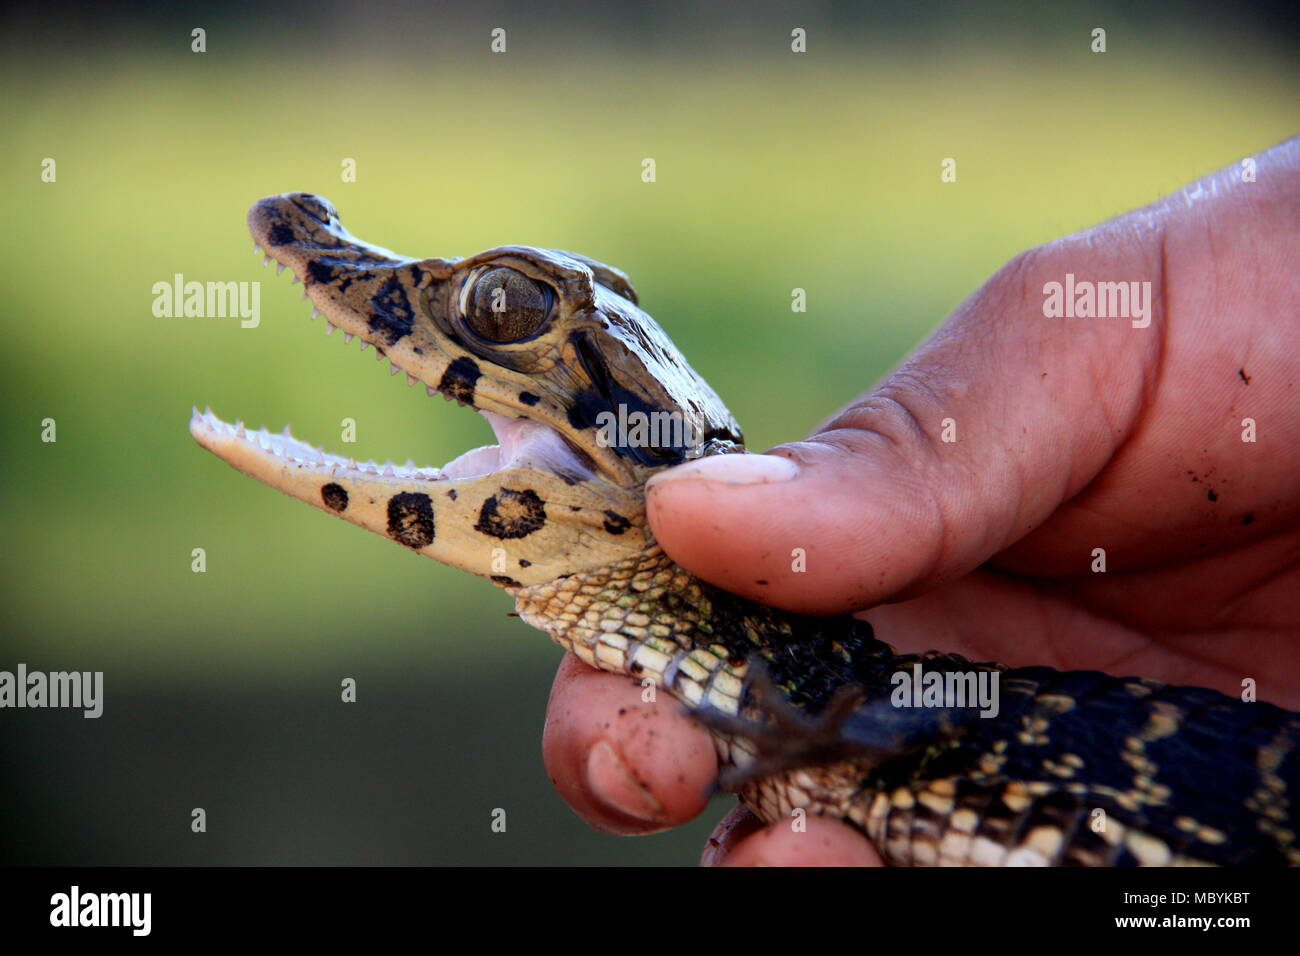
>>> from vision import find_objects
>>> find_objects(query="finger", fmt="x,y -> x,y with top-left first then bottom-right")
542,653 -> 717,835
699,804 -> 766,866
648,139 -> 1300,615
648,226 -> 1157,614
705,810 -> 884,866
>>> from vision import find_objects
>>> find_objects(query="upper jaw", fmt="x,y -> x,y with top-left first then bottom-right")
244,192 -> 740,486
246,192 -> 649,487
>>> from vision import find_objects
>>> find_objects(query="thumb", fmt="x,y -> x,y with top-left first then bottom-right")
647,149 -> 1287,616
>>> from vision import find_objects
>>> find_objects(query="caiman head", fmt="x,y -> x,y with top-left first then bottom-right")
192,193 -> 743,587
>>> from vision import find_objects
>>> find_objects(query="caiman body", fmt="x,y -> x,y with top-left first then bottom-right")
192,193 -> 1300,866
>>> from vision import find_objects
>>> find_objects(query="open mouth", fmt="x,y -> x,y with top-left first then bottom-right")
190,406 -> 595,486
190,249 -> 598,490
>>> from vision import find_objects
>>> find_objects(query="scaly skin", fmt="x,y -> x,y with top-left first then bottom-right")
192,193 -> 1300,865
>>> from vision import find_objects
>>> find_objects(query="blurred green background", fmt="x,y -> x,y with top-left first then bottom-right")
1,1 -> 1296,864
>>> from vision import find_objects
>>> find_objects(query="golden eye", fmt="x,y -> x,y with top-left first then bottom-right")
463,267 -> 552,342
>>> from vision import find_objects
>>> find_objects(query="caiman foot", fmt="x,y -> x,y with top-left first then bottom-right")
690,666 -> 884,793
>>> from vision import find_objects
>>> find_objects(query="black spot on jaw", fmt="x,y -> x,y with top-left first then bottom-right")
565,332 -> 694,467
518,559 -> 532,568
440,356 -> 482,405
368,276 -> 415,346
387,492 -> 435,548
304,257 -> 367,293
603,511 -> 630,535
321,483 -> 349,512
573,332 -> 616,405
306,260 -> 337,284
447,489 -> 458,501
519,391 -> 540,406
475,488 -> 546,539
267,223 -> 295,246
491,575 -> 522,588
1243,512 -> 1255,525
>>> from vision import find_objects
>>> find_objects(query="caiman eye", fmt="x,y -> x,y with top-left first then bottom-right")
461,267 -> 553,342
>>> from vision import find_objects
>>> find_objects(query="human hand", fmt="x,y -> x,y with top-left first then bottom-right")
543,137 -> 1300,865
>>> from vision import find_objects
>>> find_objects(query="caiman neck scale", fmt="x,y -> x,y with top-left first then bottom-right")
193,193 -> 1299,867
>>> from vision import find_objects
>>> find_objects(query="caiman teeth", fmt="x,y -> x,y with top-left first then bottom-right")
190,408 -> 447,481
193,405 -> 594,486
